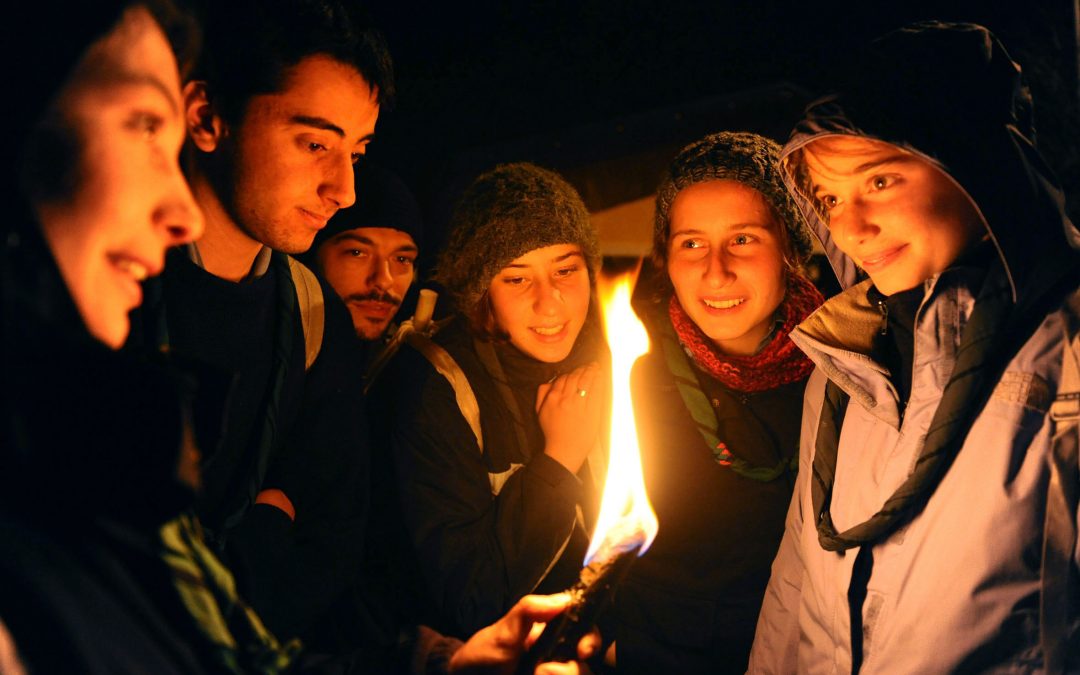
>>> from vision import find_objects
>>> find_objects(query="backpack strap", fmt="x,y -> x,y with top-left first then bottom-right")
364,289 -> 442,394
286,257 -> 324,371
406,332 -> 483,453
405,332 -> 535,496
1042,289 -> 1080,673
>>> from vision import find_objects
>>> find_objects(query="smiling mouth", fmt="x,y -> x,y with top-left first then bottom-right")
531,323 -> 566,337
703,297 -> 745,309
860,245 -> 907,269
110,255 -> 150,282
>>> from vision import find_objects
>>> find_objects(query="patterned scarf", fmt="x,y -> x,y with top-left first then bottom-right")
669,272 -> 823,393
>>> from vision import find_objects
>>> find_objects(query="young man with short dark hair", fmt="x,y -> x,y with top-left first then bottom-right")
132,0 -> 393,645
749,22 -> 1080,673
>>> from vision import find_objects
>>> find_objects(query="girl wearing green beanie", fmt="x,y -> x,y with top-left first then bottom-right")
607,131 -> 824,673
382,163 -> 608,637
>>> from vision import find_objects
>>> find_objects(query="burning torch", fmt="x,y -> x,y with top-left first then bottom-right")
517,271 -> 658,673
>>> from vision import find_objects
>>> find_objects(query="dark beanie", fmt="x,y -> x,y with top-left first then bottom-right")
311,160 -> 424,252
653,131 -> 814,269
435,162 -> 600,314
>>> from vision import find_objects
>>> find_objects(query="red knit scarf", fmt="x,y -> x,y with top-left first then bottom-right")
669,273 -> 824,393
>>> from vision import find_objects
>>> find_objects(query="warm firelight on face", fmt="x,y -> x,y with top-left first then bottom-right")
586,268 -> 658,564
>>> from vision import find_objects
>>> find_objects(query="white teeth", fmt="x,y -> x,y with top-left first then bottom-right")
115,258 -> 149,281
703,298 -> 744,309
532,324 -> 564,336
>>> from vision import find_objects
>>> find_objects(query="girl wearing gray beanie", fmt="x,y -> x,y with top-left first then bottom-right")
382,163 -> 608,637
607,132 -> 824,673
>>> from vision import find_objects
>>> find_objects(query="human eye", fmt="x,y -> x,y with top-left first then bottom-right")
679,237 -> 704,250
870,174 -> 898,191
125,111 -> 165,140
816,193 -> 839,210
731,233 -> 758,246
501,275 -> 526,286
345,247 -> 369,258
554,263 -> 580,278
395,255 -> 415,267
300,134 -> 333,154
351,153 -> 364,165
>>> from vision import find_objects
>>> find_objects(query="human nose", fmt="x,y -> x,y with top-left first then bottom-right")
321,154 -> 356,209
703,249 -> 735,288
155,163 -> 203,245
829,200 -> 878,246
367,255 -> 394,291
533,279 -> 562,316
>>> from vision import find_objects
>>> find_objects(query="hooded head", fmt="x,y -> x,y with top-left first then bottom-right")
780,21 -> 1080,301
13,1 -> 202,348
435,162 -> 600,362
305,161 -> 423,339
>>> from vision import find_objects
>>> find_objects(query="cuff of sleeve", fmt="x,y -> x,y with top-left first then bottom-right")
412,625 -> 464,675
528,452 -> 582,490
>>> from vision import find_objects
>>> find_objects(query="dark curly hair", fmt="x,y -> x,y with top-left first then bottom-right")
190,0 -> 394,126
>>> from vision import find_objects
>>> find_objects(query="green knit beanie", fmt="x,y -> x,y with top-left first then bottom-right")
435,162 -> 600,313
653,131 -> 814,271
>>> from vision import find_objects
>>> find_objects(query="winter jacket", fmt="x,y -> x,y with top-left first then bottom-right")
132,248 -> 373,644
0,219 -> 298,673
381,316 -> 604,638
611,300 -> 802,674
749,22 -> 1080,673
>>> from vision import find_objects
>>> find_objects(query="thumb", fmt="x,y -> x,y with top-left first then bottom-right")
535,380 -> 554,413
505,593 -> 572,642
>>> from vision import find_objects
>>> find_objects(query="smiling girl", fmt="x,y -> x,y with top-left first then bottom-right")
608,132 -> 824,673
381,163 -> 608,637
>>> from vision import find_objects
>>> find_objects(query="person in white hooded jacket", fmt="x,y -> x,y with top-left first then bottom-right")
748,21 -> 1080,674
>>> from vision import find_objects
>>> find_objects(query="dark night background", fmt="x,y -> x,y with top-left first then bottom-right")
360,0 -> 1080,268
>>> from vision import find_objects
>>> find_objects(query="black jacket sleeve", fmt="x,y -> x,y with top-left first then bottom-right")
231,283 -> 371,641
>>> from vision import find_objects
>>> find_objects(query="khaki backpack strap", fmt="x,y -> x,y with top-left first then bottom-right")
406,332 -> 483,452
287,257 -> 324,371
1042,290 -> 1080,673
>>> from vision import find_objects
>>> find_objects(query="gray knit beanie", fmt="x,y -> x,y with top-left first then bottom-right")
435,162 -> 600,313
653,131 -> 814,271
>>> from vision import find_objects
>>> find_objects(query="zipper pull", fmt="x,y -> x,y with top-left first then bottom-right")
868,286 -> 888,336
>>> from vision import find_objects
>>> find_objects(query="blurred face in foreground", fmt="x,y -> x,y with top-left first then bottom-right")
802,135 -> 985,295
34,5 -> 202,348
666,180 -> 788,356
487,244 -> 591,363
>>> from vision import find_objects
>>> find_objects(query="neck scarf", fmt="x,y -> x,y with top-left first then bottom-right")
669,272 -> 823,393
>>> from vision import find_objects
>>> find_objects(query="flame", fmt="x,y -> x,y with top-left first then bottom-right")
585,266 -> 658,564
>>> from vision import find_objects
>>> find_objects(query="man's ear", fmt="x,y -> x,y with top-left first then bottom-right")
183,80 -> 226,153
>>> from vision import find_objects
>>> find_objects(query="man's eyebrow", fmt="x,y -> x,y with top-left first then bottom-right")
290,115 -> 345,137
290,116 -> 378,147
332,232 -> 418,253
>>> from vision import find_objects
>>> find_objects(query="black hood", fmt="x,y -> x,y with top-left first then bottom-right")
779,21 -> 1080,302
